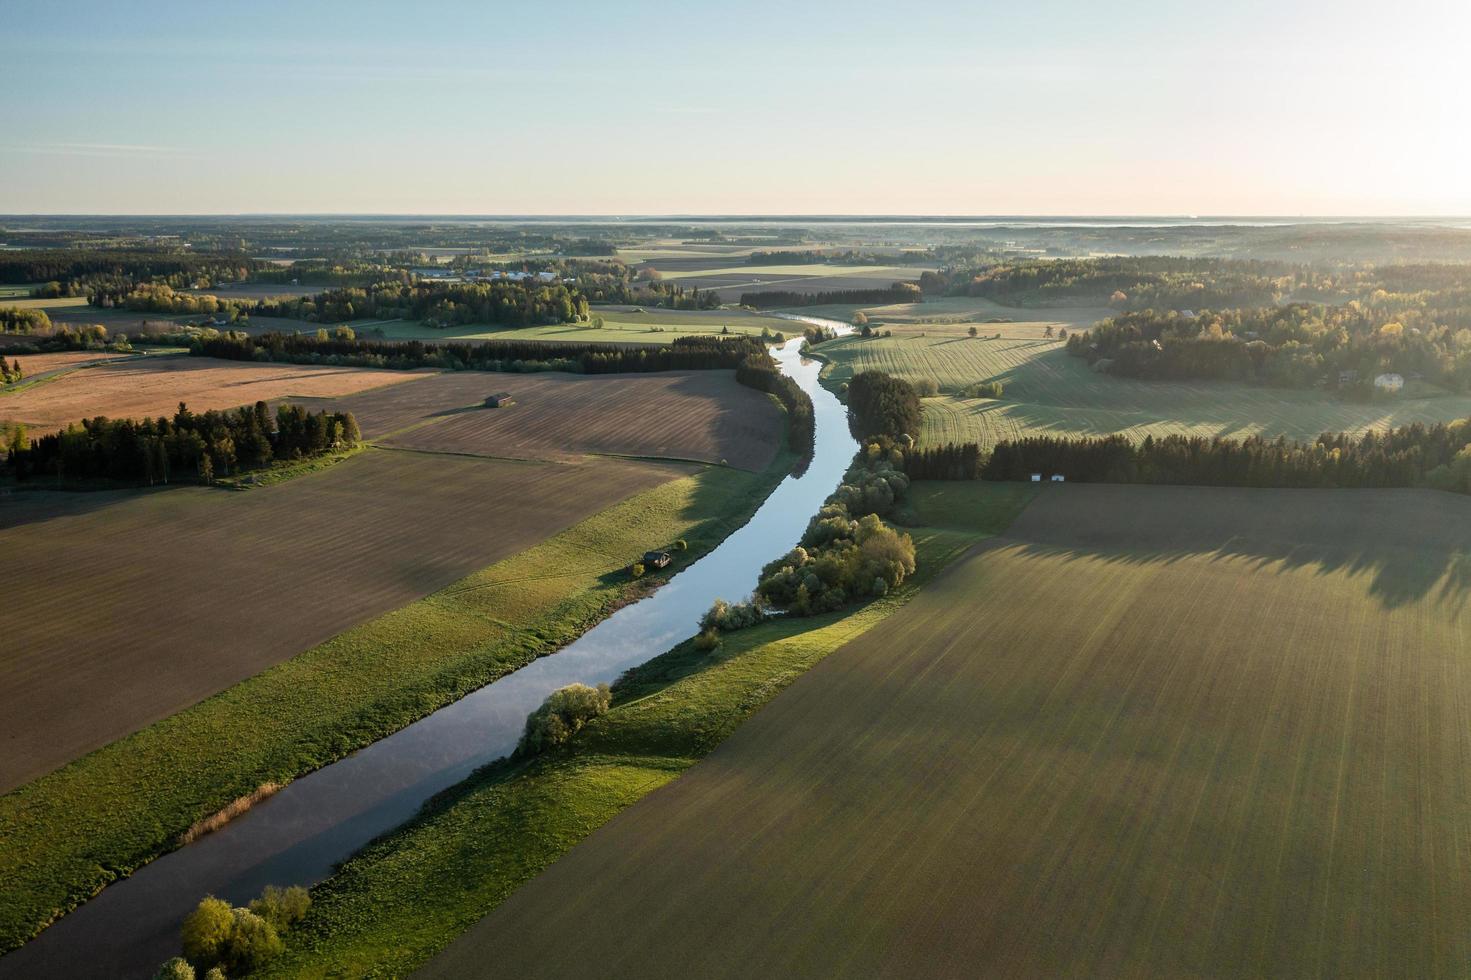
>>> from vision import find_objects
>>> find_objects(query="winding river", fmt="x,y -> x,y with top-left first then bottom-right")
0,317 -> 857,979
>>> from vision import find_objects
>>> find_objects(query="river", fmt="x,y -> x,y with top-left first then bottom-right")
0,317 -> 857,978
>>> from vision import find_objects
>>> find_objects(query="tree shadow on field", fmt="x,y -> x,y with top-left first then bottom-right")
0,483 -> 182,531
999,483 -> 1471,615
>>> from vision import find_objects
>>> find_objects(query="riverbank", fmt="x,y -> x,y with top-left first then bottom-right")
254,483 -> 1039,977
0,455 -> 790,958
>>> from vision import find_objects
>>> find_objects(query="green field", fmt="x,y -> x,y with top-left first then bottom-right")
420,483 -> 1471,978
814,328 -> 1471,448
0,456 -> 789,955
237,484 -> 1035,977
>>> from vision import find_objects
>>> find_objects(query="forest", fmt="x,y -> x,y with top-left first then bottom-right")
1069,300 -> 1471,390
5,400 -> 360,485
915,420 -> 1471,493
92,279 -> 591,328
739,282 -> 922,308
920,256 -> 1294,309
0,249 -> 260,292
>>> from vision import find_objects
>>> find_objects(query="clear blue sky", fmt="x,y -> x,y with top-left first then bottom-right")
4,0 -> 1468,215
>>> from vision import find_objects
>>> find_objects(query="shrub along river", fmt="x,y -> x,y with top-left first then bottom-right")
0,318 -> 857,978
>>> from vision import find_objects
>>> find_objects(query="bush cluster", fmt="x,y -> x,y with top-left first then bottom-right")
170,885 -> 310,977
700,598 -> 766,632
755,443 -> 916,615
517,683 -> 612,755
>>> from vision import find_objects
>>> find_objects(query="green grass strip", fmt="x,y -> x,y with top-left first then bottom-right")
0,455 -> 790,954
257,482 -> 1036,977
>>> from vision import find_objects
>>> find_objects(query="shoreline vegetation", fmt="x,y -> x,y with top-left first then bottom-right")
0,450 -> 793,955
250,483 -> 1038,977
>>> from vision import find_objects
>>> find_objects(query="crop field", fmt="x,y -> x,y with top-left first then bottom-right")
0,349 -> 134,380
437,483 -> 1471,978
0,449 -> 686,791
0,355 -> 422,434
288,368 -> 783,470
815,331 -> 1471,448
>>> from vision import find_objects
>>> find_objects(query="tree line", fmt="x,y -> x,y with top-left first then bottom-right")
195,330 -> 766,374
911,420 -> 1471,493
6,400 -> 360,486
735,350 -> 815,456
739,282 -> 923,308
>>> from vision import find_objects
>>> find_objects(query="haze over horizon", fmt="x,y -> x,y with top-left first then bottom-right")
5,0 -> 1469,216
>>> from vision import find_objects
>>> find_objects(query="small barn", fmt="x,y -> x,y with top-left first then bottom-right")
1374,372 -> 1405,393
643,550 -> 673,569
484,392 -> 514,408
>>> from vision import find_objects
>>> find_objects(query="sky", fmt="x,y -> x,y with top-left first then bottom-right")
4,0 -> 1470,216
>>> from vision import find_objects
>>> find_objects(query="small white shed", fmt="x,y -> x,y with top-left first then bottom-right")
1050,474 -> 1066,482
1030,473 -> 1042,482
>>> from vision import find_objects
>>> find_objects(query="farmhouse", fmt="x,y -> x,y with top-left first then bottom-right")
1374,372 -> 1405,393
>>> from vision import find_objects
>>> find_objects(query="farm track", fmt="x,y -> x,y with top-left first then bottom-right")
429,484 -> 1471,978
0,449 -> 688,791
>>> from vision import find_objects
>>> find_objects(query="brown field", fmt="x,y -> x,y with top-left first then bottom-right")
0,449 -> 687,791
0,350 -> 133,379
431,484 -> 1471,978
0,355 -> 424,433
293,369 -> 782,471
